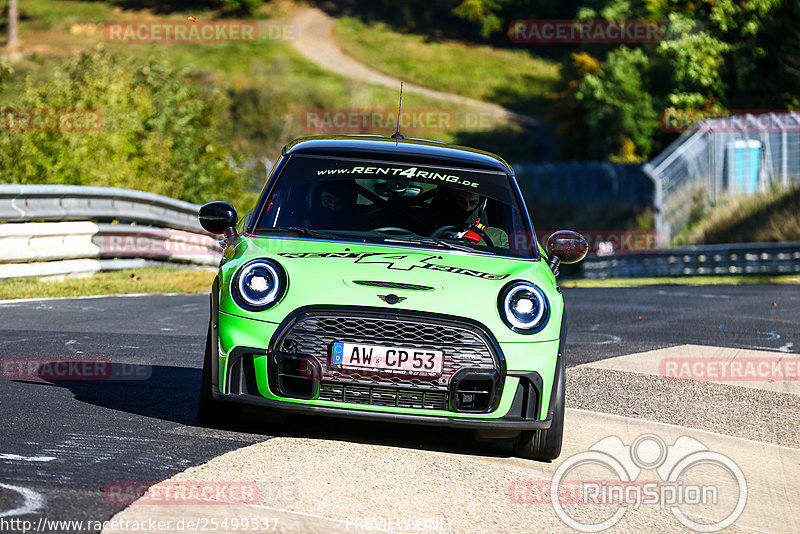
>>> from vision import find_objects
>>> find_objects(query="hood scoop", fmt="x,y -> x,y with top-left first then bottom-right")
353,280 -> 435,291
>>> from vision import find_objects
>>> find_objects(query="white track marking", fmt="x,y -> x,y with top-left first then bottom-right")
0,454 -> 56,462
0,483 -> 46,518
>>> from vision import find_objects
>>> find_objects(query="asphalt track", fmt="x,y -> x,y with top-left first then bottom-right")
0,286 -> 798,533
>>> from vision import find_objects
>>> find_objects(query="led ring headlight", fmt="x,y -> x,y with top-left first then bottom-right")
234,260 -> 285,310
498,281 -> 549,333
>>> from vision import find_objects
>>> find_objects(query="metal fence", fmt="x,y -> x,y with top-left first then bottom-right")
644,111 -> 800,244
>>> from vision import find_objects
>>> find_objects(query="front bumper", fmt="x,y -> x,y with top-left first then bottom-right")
212,379 -> 553,430
214,306 -> 563,430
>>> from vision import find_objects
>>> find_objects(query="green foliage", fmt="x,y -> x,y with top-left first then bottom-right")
0,58 -> 13,83
573,47 -> 657,161
216,0 -> 264,17
576,0 -> 637,20
0,49 -> 252,209
451,0 -> 509,39
442,0 -> 798,160
657,14 -> 730,96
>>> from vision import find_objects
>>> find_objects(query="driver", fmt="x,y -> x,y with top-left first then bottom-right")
307,180 -> 360,230
429,186 -> 508,248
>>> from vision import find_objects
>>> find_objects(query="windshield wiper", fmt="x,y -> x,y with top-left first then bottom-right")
381,237 -> 494,254
262,227 -> 340,239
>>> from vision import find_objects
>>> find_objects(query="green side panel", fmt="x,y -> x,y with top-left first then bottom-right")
500,340 -> 560,419
217,311 -> 278,393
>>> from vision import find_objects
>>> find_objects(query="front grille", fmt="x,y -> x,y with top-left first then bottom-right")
297,316 -> 472,345
320,382 -> 448,409
271,309 -> 502,412
353,280 -> 435,291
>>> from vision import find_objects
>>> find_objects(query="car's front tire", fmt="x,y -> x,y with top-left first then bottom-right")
514,355 -> 565,461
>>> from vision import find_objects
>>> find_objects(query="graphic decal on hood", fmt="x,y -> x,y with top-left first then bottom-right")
277,251 -> 509,280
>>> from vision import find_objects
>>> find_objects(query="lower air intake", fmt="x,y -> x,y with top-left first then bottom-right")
319,382 -> 447,410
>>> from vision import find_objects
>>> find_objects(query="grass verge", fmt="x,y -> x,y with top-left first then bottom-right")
334,16 -> 560,115
561,274 -> 800,288
0,267 -> 215,300
674,184 -> 800,245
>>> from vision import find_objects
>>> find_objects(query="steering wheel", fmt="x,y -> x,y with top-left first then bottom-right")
370,227 -> 416,236
431,224 -> 494,247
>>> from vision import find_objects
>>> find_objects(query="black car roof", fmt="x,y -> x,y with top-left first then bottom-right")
283,136 -> 514,174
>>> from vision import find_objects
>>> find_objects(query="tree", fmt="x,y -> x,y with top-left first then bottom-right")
575,47 -> 658,162
7,0 -> 18,47
0,50 -> 251,209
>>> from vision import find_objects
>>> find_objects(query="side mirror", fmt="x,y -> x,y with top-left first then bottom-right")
199,201 -> 238,234
544,230 -> 588,276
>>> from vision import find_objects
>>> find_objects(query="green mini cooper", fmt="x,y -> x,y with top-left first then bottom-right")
198,135 -> 587,460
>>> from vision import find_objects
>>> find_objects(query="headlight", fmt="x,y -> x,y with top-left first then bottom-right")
233,260 -> 286,310
498,281 -> 549,333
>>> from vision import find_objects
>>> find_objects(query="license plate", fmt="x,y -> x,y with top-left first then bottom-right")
331,342 -> 443,375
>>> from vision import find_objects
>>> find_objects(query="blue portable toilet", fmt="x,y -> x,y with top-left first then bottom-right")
725,140 -> 762,195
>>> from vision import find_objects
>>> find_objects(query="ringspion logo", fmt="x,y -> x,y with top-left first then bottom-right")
511,433 -> 747,532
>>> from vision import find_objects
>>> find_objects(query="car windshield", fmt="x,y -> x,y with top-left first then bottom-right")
253,155 -> 537,258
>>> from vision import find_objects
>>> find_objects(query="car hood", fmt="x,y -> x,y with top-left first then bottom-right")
218,236 -> 563,342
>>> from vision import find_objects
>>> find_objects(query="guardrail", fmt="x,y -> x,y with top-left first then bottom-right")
0,185 -> 219,279
0,184 -> 203,232
581,241 -> 800,278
